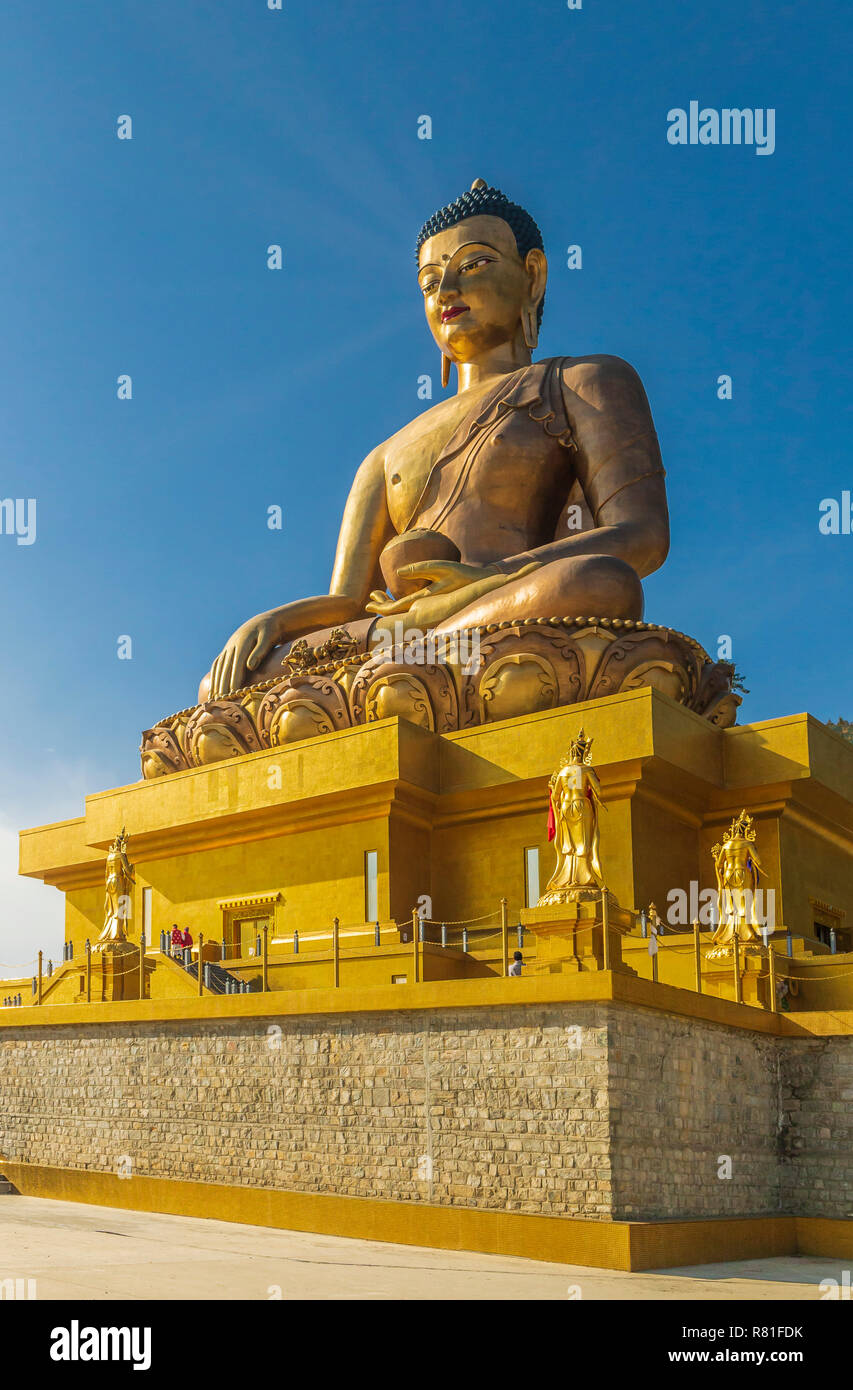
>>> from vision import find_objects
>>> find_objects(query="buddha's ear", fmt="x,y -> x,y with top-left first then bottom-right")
524,247 -> 548,312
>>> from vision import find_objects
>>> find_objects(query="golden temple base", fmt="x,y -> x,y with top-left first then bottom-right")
16,684 -> 853,1011
2,1161 -> 852,1273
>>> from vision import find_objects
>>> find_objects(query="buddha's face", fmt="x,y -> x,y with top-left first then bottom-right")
418,214 -> 546,365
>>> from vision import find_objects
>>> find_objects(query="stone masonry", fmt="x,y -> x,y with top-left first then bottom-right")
0,1002 -> 850,1220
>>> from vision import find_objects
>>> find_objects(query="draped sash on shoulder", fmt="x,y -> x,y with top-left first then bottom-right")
404,357 -> 577,533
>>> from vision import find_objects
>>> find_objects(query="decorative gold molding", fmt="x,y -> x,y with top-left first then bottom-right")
217,891 -> 283,912
809,897 -> 845,923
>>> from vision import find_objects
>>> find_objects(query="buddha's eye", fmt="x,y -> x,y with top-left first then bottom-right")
420,280 -> 438,296
459,256 -> 493,274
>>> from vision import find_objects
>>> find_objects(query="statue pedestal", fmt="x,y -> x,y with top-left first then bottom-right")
702,949 -> 768,1008
79,943 -> 148,1002
520,897 -> 636,975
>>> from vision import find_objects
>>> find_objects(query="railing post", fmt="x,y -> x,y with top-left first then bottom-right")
462,926 -> 468,954
517,923 -> 523,951
375,921 -> 381,947
768,942 -> 778,1013
197,933 -> 204,995
601,890 -> 611,971
786,930 -> 793,957
830,928 -> 838,955
139,932 -> 146,999
411,909 -> 420,984
441,922 -> 447,949
262,924 -> 269,993
733,935 -> 742,1004
293,929 -> 299,954
693,920 -> 702,994
37,950 -> 43,1005
501,898 -> 509,977
221,938 -> 226,960
86,940 -> 92,1003
332,917 -> 340,988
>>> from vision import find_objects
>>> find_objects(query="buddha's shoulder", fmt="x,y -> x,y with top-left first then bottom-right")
547,353 -> 644,388
548,355 -> 650,411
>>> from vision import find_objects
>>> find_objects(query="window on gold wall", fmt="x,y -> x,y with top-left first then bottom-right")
364,850 -> 378,922
524,847 -> 540,909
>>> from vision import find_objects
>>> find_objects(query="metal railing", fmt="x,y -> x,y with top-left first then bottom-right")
7,893 -> 852,1011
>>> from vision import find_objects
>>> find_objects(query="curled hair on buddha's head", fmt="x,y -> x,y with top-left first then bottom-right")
416,179 -> 546,327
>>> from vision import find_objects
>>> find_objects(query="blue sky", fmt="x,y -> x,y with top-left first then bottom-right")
0,0 -> 850,966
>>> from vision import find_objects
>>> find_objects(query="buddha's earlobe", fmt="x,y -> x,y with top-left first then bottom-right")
441,353 -> 451,388
521,306 -> 539,352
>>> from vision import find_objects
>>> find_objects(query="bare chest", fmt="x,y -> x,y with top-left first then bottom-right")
383,389 -> 571,535
383,393 -> 483,532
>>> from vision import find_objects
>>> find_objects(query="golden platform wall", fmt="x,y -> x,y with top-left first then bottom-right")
19,687 -> 853,957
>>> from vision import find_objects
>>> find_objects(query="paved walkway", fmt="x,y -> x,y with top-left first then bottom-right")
0,1197 -> 844,1300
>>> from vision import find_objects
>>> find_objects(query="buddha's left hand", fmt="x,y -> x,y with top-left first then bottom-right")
401,558 -> 539,594
400,559 -> 505,591
365,560 -> 500,617
366,560 -> 538,624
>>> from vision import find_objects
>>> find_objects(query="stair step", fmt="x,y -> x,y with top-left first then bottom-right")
0,1179 -> 18,1195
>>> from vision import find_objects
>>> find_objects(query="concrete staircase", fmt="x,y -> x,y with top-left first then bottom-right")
0,1174 -> 19,1195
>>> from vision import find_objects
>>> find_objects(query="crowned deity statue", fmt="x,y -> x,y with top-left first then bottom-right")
538,730 -> 606,905
707,811 -> 767,957
198,178 -> 669,702
95,828 -> 136,950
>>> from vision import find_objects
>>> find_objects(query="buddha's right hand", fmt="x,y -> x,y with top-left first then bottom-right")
206,611 -> 280,700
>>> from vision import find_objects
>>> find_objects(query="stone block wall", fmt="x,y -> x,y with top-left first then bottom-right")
608,1009 -> 781,1218
779,1037 -> 853,1218
0,1002 -> 849,1221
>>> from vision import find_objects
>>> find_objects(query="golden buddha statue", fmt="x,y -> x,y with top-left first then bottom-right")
538,729 -> 606,905
707,811 -> 767,957
95,828 -> 135,950
199,179 -> 669,701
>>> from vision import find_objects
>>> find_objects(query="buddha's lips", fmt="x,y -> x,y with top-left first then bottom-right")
441,305 -> 469,322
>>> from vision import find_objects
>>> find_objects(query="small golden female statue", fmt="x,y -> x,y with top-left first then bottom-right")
539,730 -> 606,904
707,810 -> 766,956
96,827 -> 135,949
